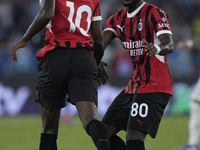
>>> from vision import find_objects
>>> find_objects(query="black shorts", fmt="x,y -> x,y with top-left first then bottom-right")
36,47 -> 98,112
101,89 -> 171,138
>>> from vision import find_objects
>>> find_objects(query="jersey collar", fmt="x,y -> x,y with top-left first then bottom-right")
127,2 -> 146,18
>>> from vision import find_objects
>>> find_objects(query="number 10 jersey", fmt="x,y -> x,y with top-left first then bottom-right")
37,0 -> 102,60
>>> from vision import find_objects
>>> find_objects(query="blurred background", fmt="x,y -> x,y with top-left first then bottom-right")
0,0 -> 199,116
0,0 -> 200,149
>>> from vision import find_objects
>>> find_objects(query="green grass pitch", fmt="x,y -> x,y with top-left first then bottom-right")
0,115 -> 189,150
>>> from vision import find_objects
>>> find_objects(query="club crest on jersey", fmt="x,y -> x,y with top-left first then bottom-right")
138,21 -> 143,31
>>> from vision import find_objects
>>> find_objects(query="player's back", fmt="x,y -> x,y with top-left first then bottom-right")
37,0 -> 102,60
47,0 -> 101,44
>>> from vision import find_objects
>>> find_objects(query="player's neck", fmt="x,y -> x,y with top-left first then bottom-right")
127,0 -> 143,13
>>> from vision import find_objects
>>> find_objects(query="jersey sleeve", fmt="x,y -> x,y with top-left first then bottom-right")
103,15 -> 118,36
92,0 -> 102,21
151,8 -> 172,37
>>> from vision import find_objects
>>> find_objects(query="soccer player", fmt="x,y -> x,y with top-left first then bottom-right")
174,39 -> 200,150
11,0 -> 110,150
99,0 -> 174,149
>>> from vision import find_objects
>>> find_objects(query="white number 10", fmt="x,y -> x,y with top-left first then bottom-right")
66,1 -> 92,36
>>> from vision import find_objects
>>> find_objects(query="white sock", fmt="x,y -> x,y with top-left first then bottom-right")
188,100 -> 200,146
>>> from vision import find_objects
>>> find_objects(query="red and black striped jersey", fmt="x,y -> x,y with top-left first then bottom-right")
37,0 -> 102,60
104,2 -> 173,95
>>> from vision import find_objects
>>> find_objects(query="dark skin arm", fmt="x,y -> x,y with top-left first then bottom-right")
90,21 -> 109,85
90,21 -> 110,85
12,0 -> 55,63
96,30 -> 116,85
103,30 -> 117,49
143,34 -> 174,56
90,20 -> 104,66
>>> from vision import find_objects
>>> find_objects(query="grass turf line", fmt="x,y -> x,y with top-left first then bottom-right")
0,115 -> 189,150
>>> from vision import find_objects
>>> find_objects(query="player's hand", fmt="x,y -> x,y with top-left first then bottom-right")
97,61 -> 109,85
11,39 -> 27,63
143,39 -> 157,56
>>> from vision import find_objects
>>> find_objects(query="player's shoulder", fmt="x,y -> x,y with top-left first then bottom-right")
106,8 -> 126,25
111,8 -> 127,19
146,2 -> 167,14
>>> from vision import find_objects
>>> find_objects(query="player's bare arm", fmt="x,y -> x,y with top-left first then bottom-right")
143,34 -> 173,56
95,30 -> 116,85
96,61 -> 109,85
12,0 -> 55,63
90,20 -> 104,66
94,29 -> 116,85
103,30 -> 117,49
91,21 -> 109,85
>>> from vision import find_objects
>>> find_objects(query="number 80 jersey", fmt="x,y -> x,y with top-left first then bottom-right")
37,0 -> 102,60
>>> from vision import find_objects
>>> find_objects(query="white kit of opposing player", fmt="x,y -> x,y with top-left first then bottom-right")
187,78 -> 200,149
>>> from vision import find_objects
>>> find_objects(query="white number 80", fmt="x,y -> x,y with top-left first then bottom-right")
131,102 -> 148,118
